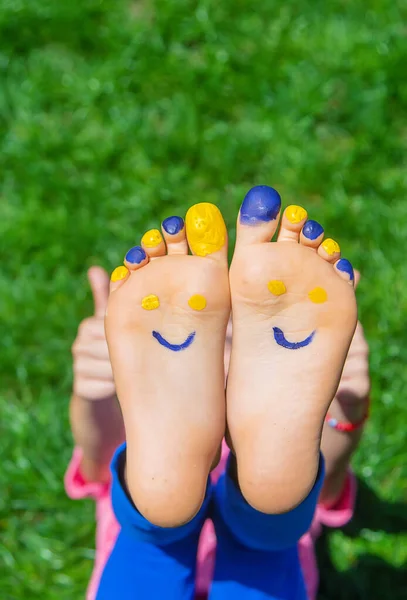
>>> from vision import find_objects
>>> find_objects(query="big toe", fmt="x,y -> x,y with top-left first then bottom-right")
236,185 -> 282,245
185,203 -> 228,264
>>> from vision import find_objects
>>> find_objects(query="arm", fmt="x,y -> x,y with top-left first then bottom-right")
70,266 -> 125,483
69,392 -> 124,484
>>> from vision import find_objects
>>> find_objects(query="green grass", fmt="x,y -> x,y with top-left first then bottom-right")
1,0 -> 406,597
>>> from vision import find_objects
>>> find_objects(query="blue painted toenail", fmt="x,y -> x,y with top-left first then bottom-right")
302,220 -> 324,240
336,258 -> 354,281
240,185 -> 281,225
125,246 -> 147,264
162,216 -> 184,235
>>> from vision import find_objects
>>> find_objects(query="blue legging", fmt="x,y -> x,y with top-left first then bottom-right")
96,445 -> 324,600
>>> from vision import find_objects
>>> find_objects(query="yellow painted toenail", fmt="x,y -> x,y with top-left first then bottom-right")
141,294 -> 160,310
185,203 -> 227,257
322,238 -> 340,256
268,280 -> 287,296
111,266 -> 129,282
308,287 -> 328,303
188,294 -> 207,311
141,229 -> 163,248
286,205 -> 307,224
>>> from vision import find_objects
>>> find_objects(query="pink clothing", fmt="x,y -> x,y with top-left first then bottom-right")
65,443 -> 356,600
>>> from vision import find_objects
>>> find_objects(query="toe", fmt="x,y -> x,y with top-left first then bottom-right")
300,219 -> 325,250
141,229 -> 166,259
236,185 -> 281,245
124,245 -> 149,270
185,202 -> 228,264
161,216 -> 188,255
110,265 -> 130,293
318,238 -> 341,263
334,258 -> 355,285
277,205 -> 308,242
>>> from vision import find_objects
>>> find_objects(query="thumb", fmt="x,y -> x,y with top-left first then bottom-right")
88,266 -> 110,317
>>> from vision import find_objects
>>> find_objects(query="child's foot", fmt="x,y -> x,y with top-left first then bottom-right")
105,205 -> 230,527
228,186 -> 358,514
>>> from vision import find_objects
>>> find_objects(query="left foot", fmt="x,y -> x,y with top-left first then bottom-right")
227,186 -> 358,514
105,204 -> 230,527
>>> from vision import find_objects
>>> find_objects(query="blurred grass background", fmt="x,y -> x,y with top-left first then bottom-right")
0,0 -> 406,598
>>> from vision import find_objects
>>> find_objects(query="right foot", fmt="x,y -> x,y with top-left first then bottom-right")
227,186 -> 358,514
105,205 -> 230,527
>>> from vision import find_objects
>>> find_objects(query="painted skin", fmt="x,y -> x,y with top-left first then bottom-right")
273,327 -> 316,350
105,203 -> 230,528
140,293 -> 207,351
268,279 -> 328,349
152,330 -> 196,351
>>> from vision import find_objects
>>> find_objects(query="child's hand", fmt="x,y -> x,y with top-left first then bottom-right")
72,266 -> 116,401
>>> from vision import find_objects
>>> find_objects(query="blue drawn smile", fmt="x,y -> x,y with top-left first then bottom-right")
273,327 -> 316,350
152,331 -> 196,352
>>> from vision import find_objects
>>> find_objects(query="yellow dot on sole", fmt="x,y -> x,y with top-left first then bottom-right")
322,238 -> 340,256
141,229 -> 163,248
285,205 -> 307,224
308,287 -> 328,303
185,203 -> 227,257
141,294 -> 160,310
268,280 -> 287,296
188,294 -> 207,311
111,266 -> 129,282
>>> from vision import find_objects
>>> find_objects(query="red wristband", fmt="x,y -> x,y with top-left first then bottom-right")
325,397 -> 370,432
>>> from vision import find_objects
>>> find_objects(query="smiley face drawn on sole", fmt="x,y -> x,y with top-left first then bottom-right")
152,331 -> 196,352
273,327 -> 316,350
267,281 -> 327,349
140,292 -> 206,351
